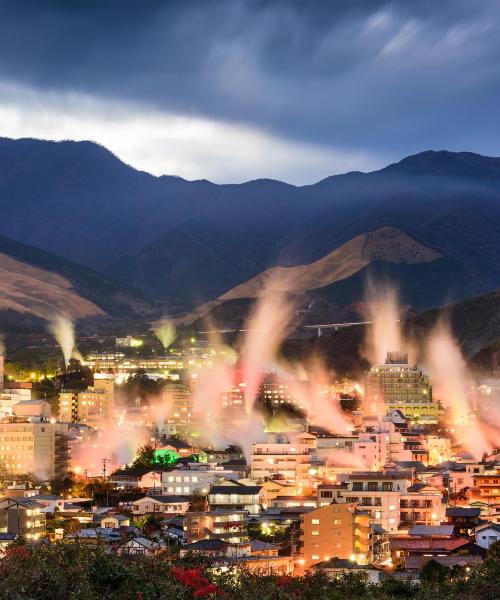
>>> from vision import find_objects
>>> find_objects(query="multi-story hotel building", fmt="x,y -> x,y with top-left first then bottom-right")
59,373 -> 114,427
364,351 -> 440,423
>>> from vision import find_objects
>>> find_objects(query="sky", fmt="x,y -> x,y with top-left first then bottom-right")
0,0 -> 499,184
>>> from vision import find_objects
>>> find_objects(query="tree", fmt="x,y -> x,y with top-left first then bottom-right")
54,359 -> 93,391
132,444 -> 156,468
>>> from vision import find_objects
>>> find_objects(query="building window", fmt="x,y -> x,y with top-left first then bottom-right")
311,519 -> 320,525
312,531 -> 319,536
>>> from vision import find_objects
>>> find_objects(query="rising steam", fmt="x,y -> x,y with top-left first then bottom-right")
363,280 -> 403,365
48,314 -> 80,367
154,318 -> 176,349
426,320 -> 491,459
241,283 -> 295,414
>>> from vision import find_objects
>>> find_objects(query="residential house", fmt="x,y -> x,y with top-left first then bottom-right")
208,484 -> 264,514
117,537 -> 165,556
446,507 -> 482,537
475,523 -> 500,549
132,495 -> 190,516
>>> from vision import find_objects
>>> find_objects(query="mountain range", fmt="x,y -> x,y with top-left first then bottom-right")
1,137 -> 500,325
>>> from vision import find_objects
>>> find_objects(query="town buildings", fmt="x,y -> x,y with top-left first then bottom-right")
58,373 -> 114,427
364,352 -> 440,424
298,502 -> 371,571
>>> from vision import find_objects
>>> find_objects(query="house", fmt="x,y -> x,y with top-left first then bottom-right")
161,467 -> 238,496
180,538 -> 236,558
29,495 -> 65,513
208,484 -> 264,514
100,514 -> 130,529
313,558 -> 385,584
390,536 -> 486,569
66,527 -> 122,545
110,467 -> 165,491
117,537 -> 165,556
446,507 -> 482,537
0,497 -> 46,540
132,495 -> 190,516
475,523 -> 500,549
180,538 -> 293,574
405,555 -> 484,571
0,532 -> 16,555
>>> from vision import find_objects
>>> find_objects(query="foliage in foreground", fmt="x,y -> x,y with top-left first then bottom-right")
0,541 -> 499,600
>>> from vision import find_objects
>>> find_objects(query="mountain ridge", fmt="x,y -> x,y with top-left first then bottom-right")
1,137 -> 500,310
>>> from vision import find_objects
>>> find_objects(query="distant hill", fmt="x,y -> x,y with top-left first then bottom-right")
1,138 -> 500,311
0,234 -> 153,321
179,227 -> 466,328
279,289 -> 500,378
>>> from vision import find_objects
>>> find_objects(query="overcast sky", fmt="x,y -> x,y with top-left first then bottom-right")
1,0 -> 499,184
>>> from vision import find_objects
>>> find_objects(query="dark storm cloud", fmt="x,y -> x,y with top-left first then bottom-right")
1,0 -> 500,159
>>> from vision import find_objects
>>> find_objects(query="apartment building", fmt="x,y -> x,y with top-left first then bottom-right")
251,433 -> 317,485
473,469 -> 500,505
298,503 -> 371,572
160,383 -> 194,427
59,373 -> 114,427
0,420 -> 55,479
184,510 -> 249,544
208,484 -> 264,514
337,471 -> 443,533
0,497 -> 46,540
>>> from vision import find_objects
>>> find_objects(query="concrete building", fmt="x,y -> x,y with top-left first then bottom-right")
59,373 -> 114,427
0,383 -> 32,418
337,471 -> 443,533
251,433 -> 317,485
13,400 -> 51,420
0,419 -> 55,479
208,484 -> 264,515
364,352 -> 440,423
184,510 -> 249,544
161,467 -> 238,496
298,503 -> 371,572
160,383 -> 194,428
0,497 -> 46,540
473,468 -> 500,506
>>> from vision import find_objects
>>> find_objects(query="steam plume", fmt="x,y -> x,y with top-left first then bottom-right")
363,281 -> 403,365
154,318 -> 176,349
241,283 -> 295,414
48,314 -> 79,367
426,320 -> 491,459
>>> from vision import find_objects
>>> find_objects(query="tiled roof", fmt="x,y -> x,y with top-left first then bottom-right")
409,525 -> 454,536
209,485 -> 262,495
390,537 -> 469,552
446,507 -> 481,518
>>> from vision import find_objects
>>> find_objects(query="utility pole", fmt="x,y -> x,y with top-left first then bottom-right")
102,458 -> 110,507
